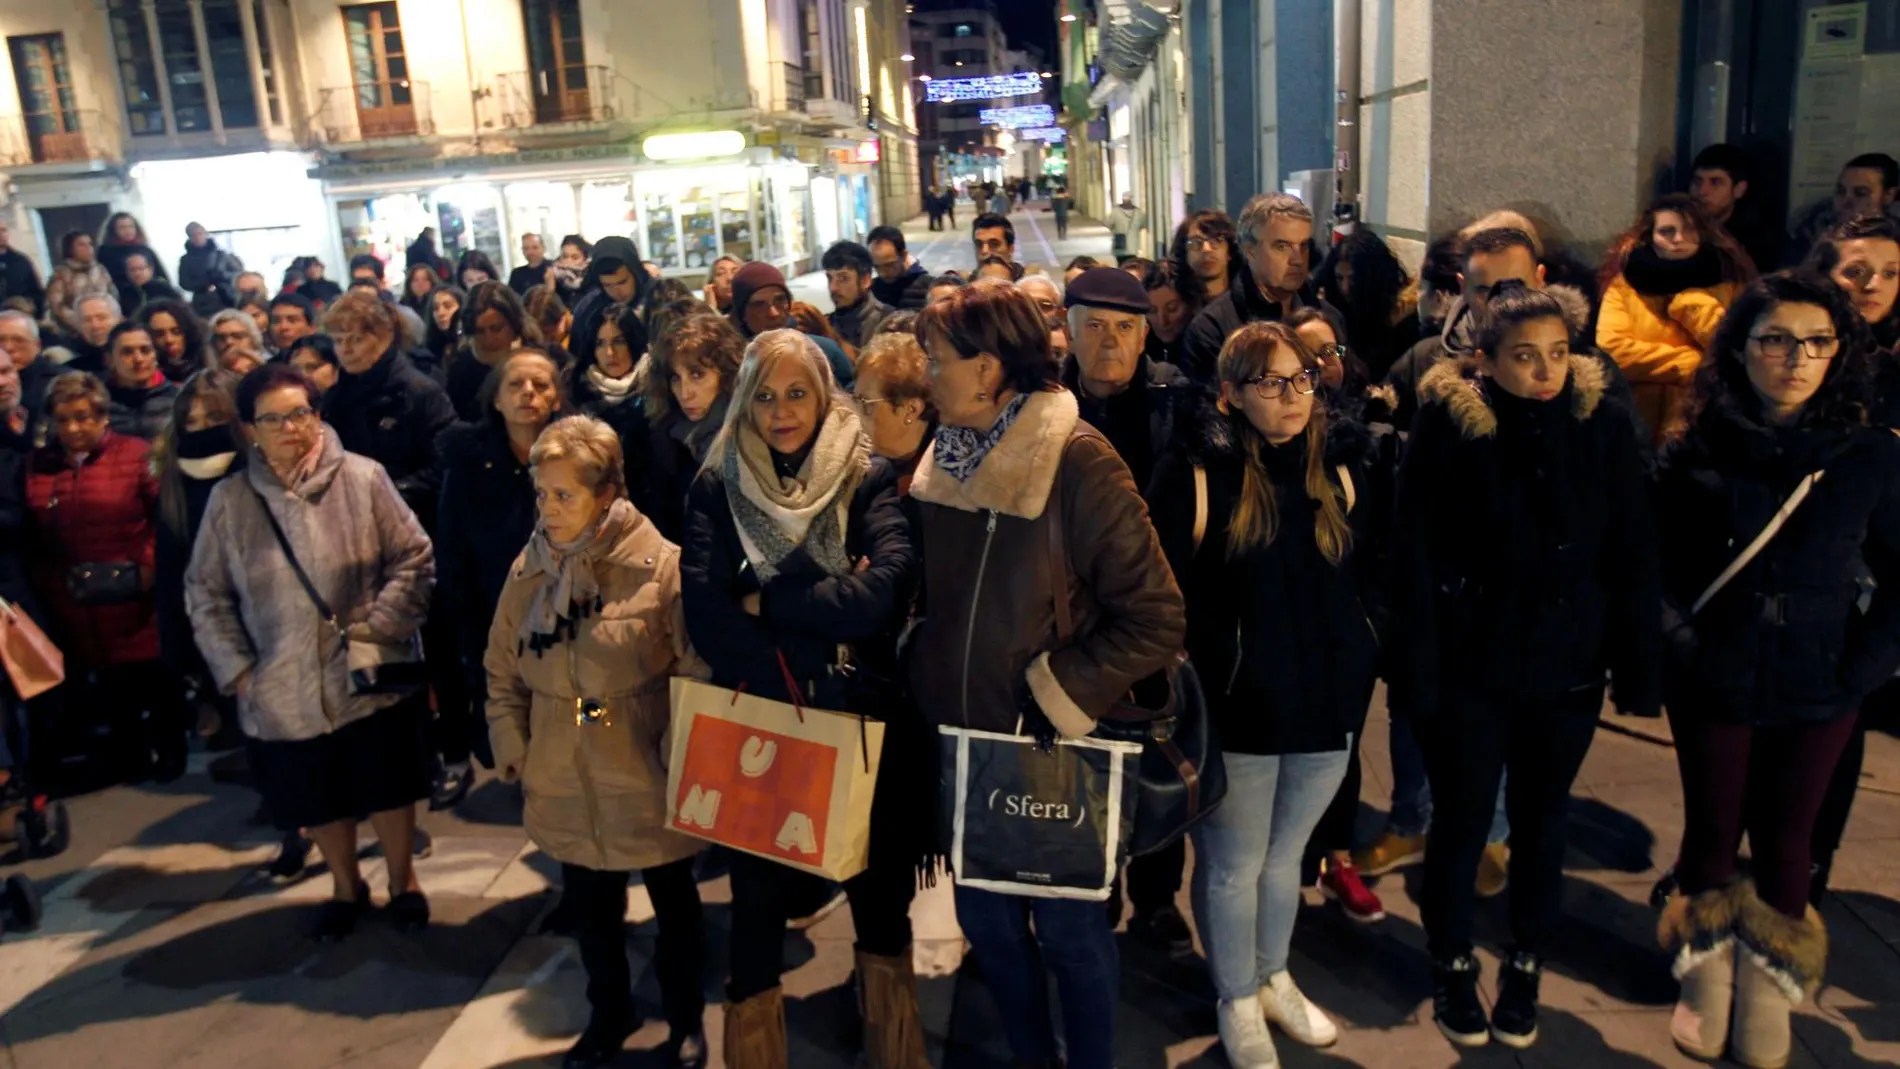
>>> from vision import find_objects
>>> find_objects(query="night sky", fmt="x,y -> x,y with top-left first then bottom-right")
992,0 -> 1059,64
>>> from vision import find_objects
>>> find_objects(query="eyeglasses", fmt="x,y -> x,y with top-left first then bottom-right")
253,406 -> 318,431
1315,343 -> 1350,364
1240,369 -> 1322,400
1749,332 -> 1840,362
853,393 -> 895,409
1184,237 -> 1223,251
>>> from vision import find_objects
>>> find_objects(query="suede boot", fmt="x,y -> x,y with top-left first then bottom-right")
1731,951 -> 1792,1069
856,948 -> 931,1069
722,987 -> 787,1069
1729,882 -> 1827,1069
1657,882 -> 1745,1060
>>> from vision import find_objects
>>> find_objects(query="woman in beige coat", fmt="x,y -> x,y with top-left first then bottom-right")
485,414 -> 709,1068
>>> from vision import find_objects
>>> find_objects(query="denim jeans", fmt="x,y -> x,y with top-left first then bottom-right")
954,886 -> 1119,1069
1190,747 -> 1351,1001
1389,714 -> 1509,843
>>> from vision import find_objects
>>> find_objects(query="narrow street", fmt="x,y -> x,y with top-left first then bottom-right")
2,685 -> 1895,1069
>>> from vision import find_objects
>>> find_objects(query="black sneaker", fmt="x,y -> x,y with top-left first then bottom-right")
268,832 -> 313,883
563,1009 -> 640,1067
1129,904 -> 1195,956
1432,954 -> 1490,1047
430,762 -> 471,811
1491,951 -> 1541,1049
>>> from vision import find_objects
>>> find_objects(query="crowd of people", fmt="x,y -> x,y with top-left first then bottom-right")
0,142 -> 1894,1069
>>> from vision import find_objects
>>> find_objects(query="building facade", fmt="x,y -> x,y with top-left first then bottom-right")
0,0 -> 920,290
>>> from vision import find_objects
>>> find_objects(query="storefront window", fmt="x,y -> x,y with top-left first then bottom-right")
811,175 -> 840,250
719,188 -> 755,261
506,181 -> 580,266
578,180 -> 633,247
435,184 -> 506,270
336,192 -> 430,266
643,191 -> 679,269
679,185 -> 718,270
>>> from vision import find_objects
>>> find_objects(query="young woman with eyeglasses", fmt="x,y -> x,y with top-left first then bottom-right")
1653,271 -> 1900,1069
1390,284 -> 1660,1051
1147,320 -> 1392,1069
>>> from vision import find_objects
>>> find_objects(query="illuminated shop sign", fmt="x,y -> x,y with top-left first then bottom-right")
1019,126 -> 1066,141
979,104 -> 1056,128
924,71 -> 1044,103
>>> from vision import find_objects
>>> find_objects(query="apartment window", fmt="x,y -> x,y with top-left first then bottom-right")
796,0 -> 825,101
343,2 -> 417,137
253,0 -> 280,124
155,2 -> 210,132
8,34 -> 85,162
202,0 -> 258,128
109,3 -> 165,135
523,0 -> 591,123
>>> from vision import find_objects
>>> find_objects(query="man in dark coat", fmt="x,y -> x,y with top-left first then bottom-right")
177,223 -> 242,315
507,232 -> 551,296
322,341 -> 457,526
565,235 -> 648,373
821,240 -> 889,347
0,220 -> 45,319
868,225 -> 931,311
1180,193 -> 1324,384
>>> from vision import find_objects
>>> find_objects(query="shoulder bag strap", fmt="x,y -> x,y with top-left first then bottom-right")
249,483 -> 340,633
1691,470 -> 1824,617
1191,464 -> 1208,554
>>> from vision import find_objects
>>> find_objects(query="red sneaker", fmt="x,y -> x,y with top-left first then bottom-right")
1319,860 -> 1387,923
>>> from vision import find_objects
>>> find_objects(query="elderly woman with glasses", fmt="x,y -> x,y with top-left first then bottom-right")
185,363 -> 436,942
484,414 -> 710,1068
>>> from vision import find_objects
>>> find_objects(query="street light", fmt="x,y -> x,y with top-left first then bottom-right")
1060,12 -> 1077,21
900,53 -> 914,61
1040,72 -> 1054,78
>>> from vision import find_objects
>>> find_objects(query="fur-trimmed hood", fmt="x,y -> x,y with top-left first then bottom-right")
910,388 -> 1079,519
1416,352 -> 1610,439
1438,283 -> 1593,359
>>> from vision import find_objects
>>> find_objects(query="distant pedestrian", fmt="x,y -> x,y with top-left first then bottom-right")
1110,194 -> 1145,259
1051,185 -> 1072,240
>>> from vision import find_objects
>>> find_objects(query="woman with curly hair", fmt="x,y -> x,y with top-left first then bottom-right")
1597,194 -> 1756,444
1315,229 -> 1423,382
1655,271 -> 1900,1069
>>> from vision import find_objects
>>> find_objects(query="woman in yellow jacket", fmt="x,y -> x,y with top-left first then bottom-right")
486,414 -> 710,1068
1596,194 -> 1755,444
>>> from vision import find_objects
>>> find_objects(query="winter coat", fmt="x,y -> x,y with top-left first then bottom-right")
908,388 -> 1186,737
681,453 -> 916,714
581,396 -> 698,544
0,248 -> 45,319
1597,270 -> 1737,446
484,503 -> 707,873
1388,355 -> 1661,720
120,279 -> 185,319
25,431 -> 160,668
566,237 -> 648,375
97,242 -> 167,297
828,293 -> 891,349
106,376 -> 181,442
406,235 -> 446,275
436,422 -> 539,702
1656,407 -> 1900,727
45,259 -> 113,334
297,278 -> 343,308
507,262 -> 548,297
321,344 -> 457,528
184,425 -> 435,743
177,239 -> 243,310
1149,404 -> 1392,754
0,425 -> 43,633
871,261 -> 932,311
443,348 -> 500,425
1061,353 -> 1190,499
157,455 -> 234,675
1179,259 -> 1332,383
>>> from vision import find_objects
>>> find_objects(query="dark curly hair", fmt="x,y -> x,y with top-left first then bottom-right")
1168,209 -> 1239,310
1803,215 -> 1900,281
1686,271 -> 1874,433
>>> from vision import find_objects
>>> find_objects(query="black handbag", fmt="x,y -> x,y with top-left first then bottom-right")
66,561 -> 142,606
1045,431 -> 1227,857
250,485 -> 426,697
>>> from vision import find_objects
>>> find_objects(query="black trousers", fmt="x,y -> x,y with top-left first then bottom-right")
1124,836 -> 1187,918
1310,731 -> 1364,858
727,851 -> 915,1001
1417,690 -> 1600,960
562,856 -> 706,1033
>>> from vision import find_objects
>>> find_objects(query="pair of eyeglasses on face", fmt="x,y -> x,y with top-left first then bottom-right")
1184,236 -> 1222,251
1240,369 -> 1322,400
1749,332 -> 1840,362
852,393 -> 895,409
1315,342 -> 1350,364
253,406 -> 318,431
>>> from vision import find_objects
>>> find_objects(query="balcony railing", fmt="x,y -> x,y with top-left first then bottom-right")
486,65 -> 642,130
0,109 -> 122,167
768,61 -> 808,113
312,79 -> 435,146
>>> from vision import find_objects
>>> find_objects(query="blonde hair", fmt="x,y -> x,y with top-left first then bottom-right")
707,328 -> 849,469
1215,321 -> 1351,565
856,332 -> 933,411
1461,210 -> 1546,259
529,414 -> 625,498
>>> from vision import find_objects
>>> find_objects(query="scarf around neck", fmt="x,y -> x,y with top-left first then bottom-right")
517,496 -> 636,656
1623,245 -> 1725,296
722,408 -> 870,581
934,392 -> 1030,482
587,362 -> 640,402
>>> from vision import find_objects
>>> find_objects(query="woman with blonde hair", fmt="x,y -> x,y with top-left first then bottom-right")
678,328 -> 925,1068
851,332 -> 937,486
1148,321 -> 1389,1067
485,413 -> 709,1067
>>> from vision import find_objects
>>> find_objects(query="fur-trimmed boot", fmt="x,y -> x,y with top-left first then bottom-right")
856,948 -> 931,1069
1730,881 -> 1829,1069
723,987 -> 788,1069
1657,882 -> 1745,1060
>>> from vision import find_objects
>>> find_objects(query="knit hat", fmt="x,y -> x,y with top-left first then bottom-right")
729,261 -> 789,336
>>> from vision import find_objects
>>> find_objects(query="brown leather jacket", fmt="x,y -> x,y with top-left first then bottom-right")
909,388 -> 1186,736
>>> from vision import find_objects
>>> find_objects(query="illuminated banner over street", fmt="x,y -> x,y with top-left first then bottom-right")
1018,126 -> 1066,141
980,104 -> 1056,128
924,71 -> 1044,103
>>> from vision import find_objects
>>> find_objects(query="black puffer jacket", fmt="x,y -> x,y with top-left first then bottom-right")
1179,259 -> 1332,384
1389,354 -> 1661,719
1149,402 -> 1395,753
322,345 -> 457,527
177,239 -> 242,311
1656,406 -> 1900,726
106,378 -> 181,442
1062,353 -> 1191,499
435,421 -> 538,702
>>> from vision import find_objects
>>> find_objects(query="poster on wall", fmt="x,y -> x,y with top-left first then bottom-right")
1789,3 -> 1869,217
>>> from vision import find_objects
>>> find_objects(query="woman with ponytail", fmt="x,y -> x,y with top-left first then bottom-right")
1390,284 -> 1661,1051
1148,321 -> 1391,1069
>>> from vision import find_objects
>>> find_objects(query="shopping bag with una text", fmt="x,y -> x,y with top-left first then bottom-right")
666,675 -> 885,881
939,726 -> 1142,901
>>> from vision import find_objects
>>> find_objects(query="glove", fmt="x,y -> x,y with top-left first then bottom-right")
1017,690 -> 1058,753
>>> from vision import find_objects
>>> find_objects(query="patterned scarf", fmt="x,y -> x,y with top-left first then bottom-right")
933,393 -> 1030,482
722,408 -> 871,582
516,497 -> 634,656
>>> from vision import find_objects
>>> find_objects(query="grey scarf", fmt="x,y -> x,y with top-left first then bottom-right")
516,497 -> 634,656
721,408 -> 870,582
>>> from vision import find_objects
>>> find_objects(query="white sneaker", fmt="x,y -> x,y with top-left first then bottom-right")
1259,971 -> 1339,1047
1217,997 -> 1279,1068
